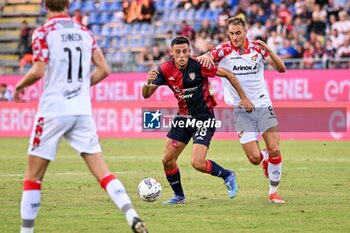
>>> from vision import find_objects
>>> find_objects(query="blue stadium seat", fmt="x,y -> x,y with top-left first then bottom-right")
99,37 -> 110,49
100,12 -> 113,24
88,13 -> 101,25
110,38 -> 120,48
164,0 -> 177,10
195,9 -> 206,22
111,25 -> 124,36
156,0 -> 165,12
204,9 -> 221,21
123,24 -> 132,34
68,0 -> 82,13
90,25 -> 101,35
109,1 -> 122,11
111,51 -> 128,63
169,11 -> 180,22
129,38 -> 140,48
203,10 -> 213,20
101,25 -> 113,37
97,0 -> 110,12
141,38 -> 153,47
186,9 -> 196,21
178,10 -> 188,21
131,23 -> 142,35
118,38 -> 128,48
156,23 -> 174,34
82,1 -> 95,13
140,24 -> 153,35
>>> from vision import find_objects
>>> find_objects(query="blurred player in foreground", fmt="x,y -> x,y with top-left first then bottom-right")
142,36 -> 254,204
14,1 -> 147,232
199,17 -> 286,203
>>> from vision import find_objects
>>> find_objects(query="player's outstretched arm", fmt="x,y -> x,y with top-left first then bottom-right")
216,67 -> 255,112
14,61 -> 45,102
142,69 -> 159,99
255,40 -> 286,73
90,49 -> 110,86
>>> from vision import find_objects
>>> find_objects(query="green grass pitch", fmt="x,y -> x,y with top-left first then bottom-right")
1,138 -> 350,233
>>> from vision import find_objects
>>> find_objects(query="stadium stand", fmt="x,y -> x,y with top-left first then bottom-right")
0,0 -> 350,74
0,0 -> 43,74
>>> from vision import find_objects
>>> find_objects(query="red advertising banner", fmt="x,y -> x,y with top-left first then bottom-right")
1,70 -> 349,102
0,101 -> 349,140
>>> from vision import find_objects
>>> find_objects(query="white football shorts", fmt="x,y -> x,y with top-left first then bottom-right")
233,101 -> 278,144
28,115 -> 102,160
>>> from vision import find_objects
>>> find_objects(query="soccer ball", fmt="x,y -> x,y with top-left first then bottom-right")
137,178 -> 162,202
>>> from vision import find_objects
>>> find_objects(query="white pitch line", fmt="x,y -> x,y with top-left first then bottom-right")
0,171 -> 136,177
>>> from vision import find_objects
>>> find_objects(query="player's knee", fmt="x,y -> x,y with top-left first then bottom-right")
248,154 -> 261,165
191,159 -> 206,172
162,157 -> 176,169
268,146 -> 280,157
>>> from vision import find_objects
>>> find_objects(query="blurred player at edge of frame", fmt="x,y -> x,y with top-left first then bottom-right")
13,1 -> 147,232
142,36 -> 254,204
198,16 -> 287,203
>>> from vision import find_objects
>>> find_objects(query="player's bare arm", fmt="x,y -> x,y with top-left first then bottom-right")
14,61 -> 46,102
216,67 -> 255,112
142,69 -> 159,98
90,49 -> 110,86
255,39 -> 286,73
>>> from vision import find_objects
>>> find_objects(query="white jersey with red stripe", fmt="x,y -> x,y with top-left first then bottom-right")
32,15 -> 98,116
208,39 -> 270,107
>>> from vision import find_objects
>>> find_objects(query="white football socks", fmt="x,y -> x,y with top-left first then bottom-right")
20,180 -> 42,233
268,156 -> 282,195
101,174 -> 138,226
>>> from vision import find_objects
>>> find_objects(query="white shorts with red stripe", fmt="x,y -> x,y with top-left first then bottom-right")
28,115 -> 102,160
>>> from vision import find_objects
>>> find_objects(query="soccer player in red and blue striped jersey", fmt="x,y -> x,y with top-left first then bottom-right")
142,36 -> 254,204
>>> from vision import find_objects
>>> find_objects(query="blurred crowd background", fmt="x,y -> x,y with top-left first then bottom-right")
0,0 -> 350,75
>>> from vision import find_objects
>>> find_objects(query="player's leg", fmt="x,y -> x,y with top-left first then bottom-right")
21,116 -> 67,233
82,153 -> 147,232
68,116 -> 147,232
191,142 -> 238,199
191,125 -> 238,198
235,108 -> 269,176
262,126 -> 285,203
20,156 -> 50,233
162,137 -> 187,204
240,137 -> 269,178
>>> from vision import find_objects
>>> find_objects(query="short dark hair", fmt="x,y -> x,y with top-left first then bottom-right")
227,17 -> 247,28
171,36 -> 190,47
44,0 -> 69,12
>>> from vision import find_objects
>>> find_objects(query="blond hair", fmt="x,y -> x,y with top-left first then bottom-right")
226,17 -> 247,28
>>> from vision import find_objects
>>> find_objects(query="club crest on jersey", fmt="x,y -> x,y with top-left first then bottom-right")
189,72 -> 196,80
251,54 -> 258,61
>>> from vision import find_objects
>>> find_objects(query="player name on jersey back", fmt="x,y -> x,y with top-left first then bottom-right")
32,16 -> 98,116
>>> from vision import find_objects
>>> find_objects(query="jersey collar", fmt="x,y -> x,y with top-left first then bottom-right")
47,15 -> 71,22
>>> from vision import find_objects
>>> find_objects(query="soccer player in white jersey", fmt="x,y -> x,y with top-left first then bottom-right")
13,1 -> 147,232
199,17 -> 286,203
